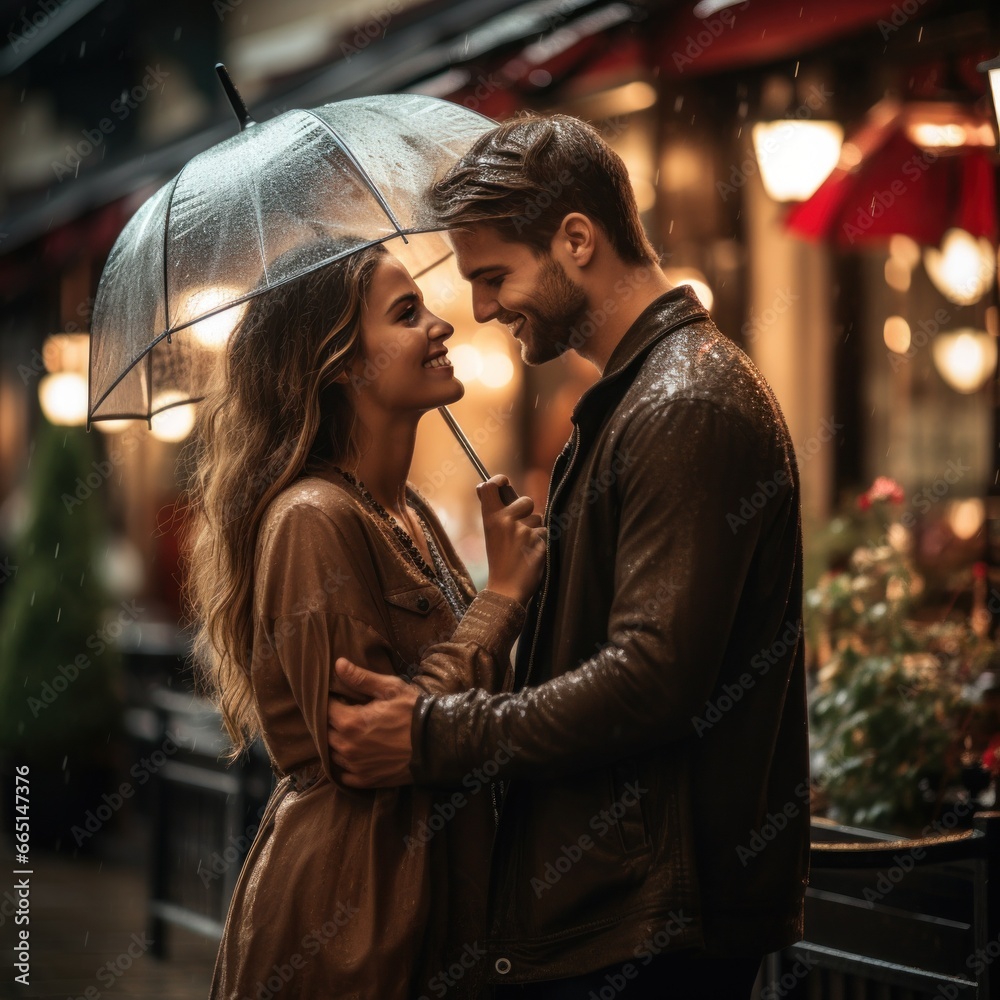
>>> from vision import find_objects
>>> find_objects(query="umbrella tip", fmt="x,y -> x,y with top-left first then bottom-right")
215,62 -> 256,131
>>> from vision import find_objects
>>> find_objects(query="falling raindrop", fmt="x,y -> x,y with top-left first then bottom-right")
55,542 -> 60,559
30,591 -> 36,606
79,42 -> 86,58
57,608 -> 61,622
794,61 -> 799,78
917,26 -> 923,42
62,756 -> 68,770
174,26 -> 182,40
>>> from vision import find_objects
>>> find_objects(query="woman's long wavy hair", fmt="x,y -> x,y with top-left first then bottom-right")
184,244 -> 386,758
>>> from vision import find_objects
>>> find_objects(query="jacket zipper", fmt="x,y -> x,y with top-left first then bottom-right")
484,424 -> 581,948
524,423 -> 580,689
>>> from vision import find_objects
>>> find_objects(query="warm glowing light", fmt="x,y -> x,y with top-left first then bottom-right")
884,258 -> 911,293
924,229 -> 996,306
183,288 -> 248,348
39,372 -> 88,425
479,352 -> 515,389
907,122 -> 966,149
883,316 -> 911,354
42,333 -> 89,374
631,176 -> 656,213
448,344 -> 484,383
662,268 -> 714,312
838,142 -> 863,169
751,120 -> 844,202
94,419 -> 137,435
948,498 -> 985,540
889,234 -> 921,271
987,66 -> 1000,148
601,81 -> 658,115
931,328 -> 997,393
151,392 -> 196,442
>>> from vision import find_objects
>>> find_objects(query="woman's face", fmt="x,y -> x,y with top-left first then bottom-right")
350,254 -> 464,413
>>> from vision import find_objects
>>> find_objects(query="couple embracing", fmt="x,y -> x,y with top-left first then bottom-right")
191,111 -> 809,1000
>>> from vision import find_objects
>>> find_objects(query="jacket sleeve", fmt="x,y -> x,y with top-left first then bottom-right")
256,500 -> 524,782
410,398 -> 777,784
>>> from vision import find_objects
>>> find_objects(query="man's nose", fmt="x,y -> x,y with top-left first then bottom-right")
471,286 -> 498,324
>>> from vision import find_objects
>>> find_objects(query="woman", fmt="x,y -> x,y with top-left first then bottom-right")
186,243 -> 545,999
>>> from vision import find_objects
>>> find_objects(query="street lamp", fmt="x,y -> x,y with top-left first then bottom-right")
978,54 -> 1000,136
976,51 -> 1000,613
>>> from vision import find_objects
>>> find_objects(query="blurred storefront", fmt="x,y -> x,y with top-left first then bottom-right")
2,0 -> 998,601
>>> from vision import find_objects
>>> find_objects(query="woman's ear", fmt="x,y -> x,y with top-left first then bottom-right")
552,213 -> 596,268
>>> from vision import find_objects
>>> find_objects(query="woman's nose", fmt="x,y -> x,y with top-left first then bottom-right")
428,313 -> 454,341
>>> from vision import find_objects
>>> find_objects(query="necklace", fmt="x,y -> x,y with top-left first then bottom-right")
333,468 -> 469,619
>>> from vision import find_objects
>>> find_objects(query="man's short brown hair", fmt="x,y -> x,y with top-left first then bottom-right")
431,112 -> 659,266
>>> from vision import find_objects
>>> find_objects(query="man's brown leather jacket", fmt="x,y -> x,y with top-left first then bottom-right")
411,286 -> 810,984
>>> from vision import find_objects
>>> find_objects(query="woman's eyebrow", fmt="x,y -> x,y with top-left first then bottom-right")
385,291 -> 418,316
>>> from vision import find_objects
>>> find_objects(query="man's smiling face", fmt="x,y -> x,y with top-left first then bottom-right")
450,223 -> 589,365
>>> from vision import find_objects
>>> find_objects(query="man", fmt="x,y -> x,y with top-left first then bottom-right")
328,113 -> 809,999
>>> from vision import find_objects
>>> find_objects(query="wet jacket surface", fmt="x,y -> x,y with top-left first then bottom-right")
410,286 -> 810,983
210,473 -> 525,1000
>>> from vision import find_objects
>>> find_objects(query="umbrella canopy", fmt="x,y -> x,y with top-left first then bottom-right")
88,89 -> 494,424
785,100 -> 997,249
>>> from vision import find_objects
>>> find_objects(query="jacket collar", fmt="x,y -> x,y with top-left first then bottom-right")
603,285 -> 709,379
572,285 -> 709,423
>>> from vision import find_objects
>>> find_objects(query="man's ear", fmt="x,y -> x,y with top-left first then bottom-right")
552,213 -> 596,268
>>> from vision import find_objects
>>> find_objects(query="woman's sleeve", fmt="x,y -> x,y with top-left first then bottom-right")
256,499 -> 525,779
409,588 -> 526,697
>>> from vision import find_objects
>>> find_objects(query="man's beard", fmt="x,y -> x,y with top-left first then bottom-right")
503,257 -> 590,365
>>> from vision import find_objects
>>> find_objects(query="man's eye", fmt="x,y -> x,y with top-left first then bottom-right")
484,275 -> 504,288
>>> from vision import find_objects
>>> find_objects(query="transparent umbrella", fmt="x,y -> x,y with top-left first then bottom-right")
88,68 -> 514,497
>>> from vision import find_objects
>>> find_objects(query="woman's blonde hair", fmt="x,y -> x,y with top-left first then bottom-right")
184,244 -> 385,757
